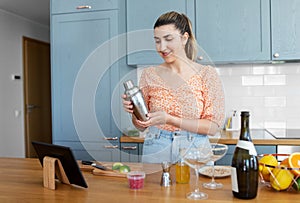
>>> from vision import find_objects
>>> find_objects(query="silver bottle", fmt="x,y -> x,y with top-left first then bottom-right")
123,80 -> 149,121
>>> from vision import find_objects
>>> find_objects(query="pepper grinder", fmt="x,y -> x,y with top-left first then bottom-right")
160,161 -> 172,187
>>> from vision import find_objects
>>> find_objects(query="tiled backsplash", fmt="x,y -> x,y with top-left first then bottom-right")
216,63 -> 300,129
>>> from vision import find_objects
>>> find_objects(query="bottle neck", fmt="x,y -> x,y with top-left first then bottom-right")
239,115 -> 251,141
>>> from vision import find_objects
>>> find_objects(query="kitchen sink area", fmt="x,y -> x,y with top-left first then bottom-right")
266,129 -> 300,139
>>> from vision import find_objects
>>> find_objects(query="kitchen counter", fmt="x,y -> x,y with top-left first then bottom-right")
121,129 -> 300,145
1,158 -> 299,202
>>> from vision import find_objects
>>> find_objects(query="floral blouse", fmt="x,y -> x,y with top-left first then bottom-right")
139,65 -> 225,132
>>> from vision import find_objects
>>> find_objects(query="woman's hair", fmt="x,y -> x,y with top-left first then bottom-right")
154,11 -> 198,61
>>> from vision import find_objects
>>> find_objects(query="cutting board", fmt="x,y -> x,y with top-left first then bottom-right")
78,161 -> 161,178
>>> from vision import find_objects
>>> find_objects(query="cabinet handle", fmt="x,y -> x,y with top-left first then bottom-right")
197,56 -> 204,60
122,146 -> 137,150
273,53 -> 280,58
76,5 -> 92,10
104,145 -> 119,149
104,137 -> 118,141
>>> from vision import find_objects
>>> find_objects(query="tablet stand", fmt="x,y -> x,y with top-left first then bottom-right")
43,156 -> 70,190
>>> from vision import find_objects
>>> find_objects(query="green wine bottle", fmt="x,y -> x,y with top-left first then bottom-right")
231,111 -> 258,199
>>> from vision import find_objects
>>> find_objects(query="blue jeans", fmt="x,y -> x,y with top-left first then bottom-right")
142,126 -> 210,163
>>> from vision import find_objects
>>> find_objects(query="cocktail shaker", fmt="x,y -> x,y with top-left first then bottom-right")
123,80 -> 149,121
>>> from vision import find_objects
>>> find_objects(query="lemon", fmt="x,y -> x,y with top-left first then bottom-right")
259,155 -> 278,180
119,165 -> 131,173
112,162 -> 123,170
270,165 -> 294,191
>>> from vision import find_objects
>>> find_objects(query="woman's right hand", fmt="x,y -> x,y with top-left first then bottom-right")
122,94 -> 133,114
122,94 -> 146,131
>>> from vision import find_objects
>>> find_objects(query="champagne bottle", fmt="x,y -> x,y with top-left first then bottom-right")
231,111 -> 258,199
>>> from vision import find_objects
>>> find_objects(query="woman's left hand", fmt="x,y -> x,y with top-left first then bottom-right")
136,111 -> 169,128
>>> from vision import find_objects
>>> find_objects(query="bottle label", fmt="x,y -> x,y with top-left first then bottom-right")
236,140 -> 257,156
231,167 -> 239,192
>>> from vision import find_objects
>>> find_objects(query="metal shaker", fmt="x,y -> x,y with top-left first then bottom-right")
123,80 -> 149,121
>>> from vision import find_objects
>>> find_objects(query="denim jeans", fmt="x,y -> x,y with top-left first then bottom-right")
142,126 -> 210,163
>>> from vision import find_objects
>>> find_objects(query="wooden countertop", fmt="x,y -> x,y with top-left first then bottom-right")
121,129 -> 300,145
1,158 -> 299,202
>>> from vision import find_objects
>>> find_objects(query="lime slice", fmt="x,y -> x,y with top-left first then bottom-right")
119,165 -> 131,173
112,162 -> 123,170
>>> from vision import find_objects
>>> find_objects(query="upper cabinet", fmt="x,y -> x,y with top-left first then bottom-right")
271,0 -> 300,61
126,0 -> 300,65
126,0 -> 195,65
195,0 -> 270,63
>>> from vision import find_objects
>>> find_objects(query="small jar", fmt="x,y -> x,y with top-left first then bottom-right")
176,159 -> 190,184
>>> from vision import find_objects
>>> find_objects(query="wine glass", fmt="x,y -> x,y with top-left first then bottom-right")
181,140 -> 213,200
202,143 -> 228,189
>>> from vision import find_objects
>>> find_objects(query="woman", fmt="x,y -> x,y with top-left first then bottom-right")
122,11 -> 225,163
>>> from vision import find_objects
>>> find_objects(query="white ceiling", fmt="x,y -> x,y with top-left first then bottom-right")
0,0 -> 50,26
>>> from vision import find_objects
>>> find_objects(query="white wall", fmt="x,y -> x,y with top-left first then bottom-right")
0,9 -> 49,157
217,63 -> 300,129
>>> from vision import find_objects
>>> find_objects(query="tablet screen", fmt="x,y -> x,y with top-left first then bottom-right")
32,141 -> 88,188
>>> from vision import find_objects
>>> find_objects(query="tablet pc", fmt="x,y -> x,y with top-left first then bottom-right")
32,141 -> 88,188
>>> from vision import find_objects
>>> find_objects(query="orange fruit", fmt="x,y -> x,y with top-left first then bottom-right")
280,158 -> 289,166
288,152 -> 300,176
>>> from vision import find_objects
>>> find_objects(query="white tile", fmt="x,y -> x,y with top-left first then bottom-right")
252,66 -> 265,75
264,75 -> 286,85
242,76 -> 263,86
252,64 -> 280,74
286,120 -> 300,129
264,97 -> 286,107
264,121 -> 287,129
240,96 -> 264,107
286,75 -> 300,86
286,96 -> 300,107
276,63 -> 300,74
220,75 -> 241,86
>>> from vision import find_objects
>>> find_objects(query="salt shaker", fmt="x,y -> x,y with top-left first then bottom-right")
160,161 -> 172,187
123,80 -> 149,121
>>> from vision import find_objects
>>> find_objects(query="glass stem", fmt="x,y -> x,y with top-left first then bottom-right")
194,167 -> 200,193
211,162 -> 216,183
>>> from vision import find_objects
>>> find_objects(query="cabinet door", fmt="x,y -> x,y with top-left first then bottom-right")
195,0 -> 270,63
271,0 -> 300,60
51,10 -> 120,161
120,143 -> 139,162
126,0 -> 195,65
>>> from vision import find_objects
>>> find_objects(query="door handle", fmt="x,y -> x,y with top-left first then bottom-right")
26,104 -> 40,113
27,104 -> 39,110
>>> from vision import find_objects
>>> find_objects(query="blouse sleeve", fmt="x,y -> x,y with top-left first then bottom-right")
201,66 -> 225,128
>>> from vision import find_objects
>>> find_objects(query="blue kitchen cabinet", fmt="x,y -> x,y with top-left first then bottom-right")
51,7 -> 121,161
216,145 -> 276,166
195,0 -> 271,64
120,143 -> 144,162
271,0 -> 300,61
126,0 -> 195,65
